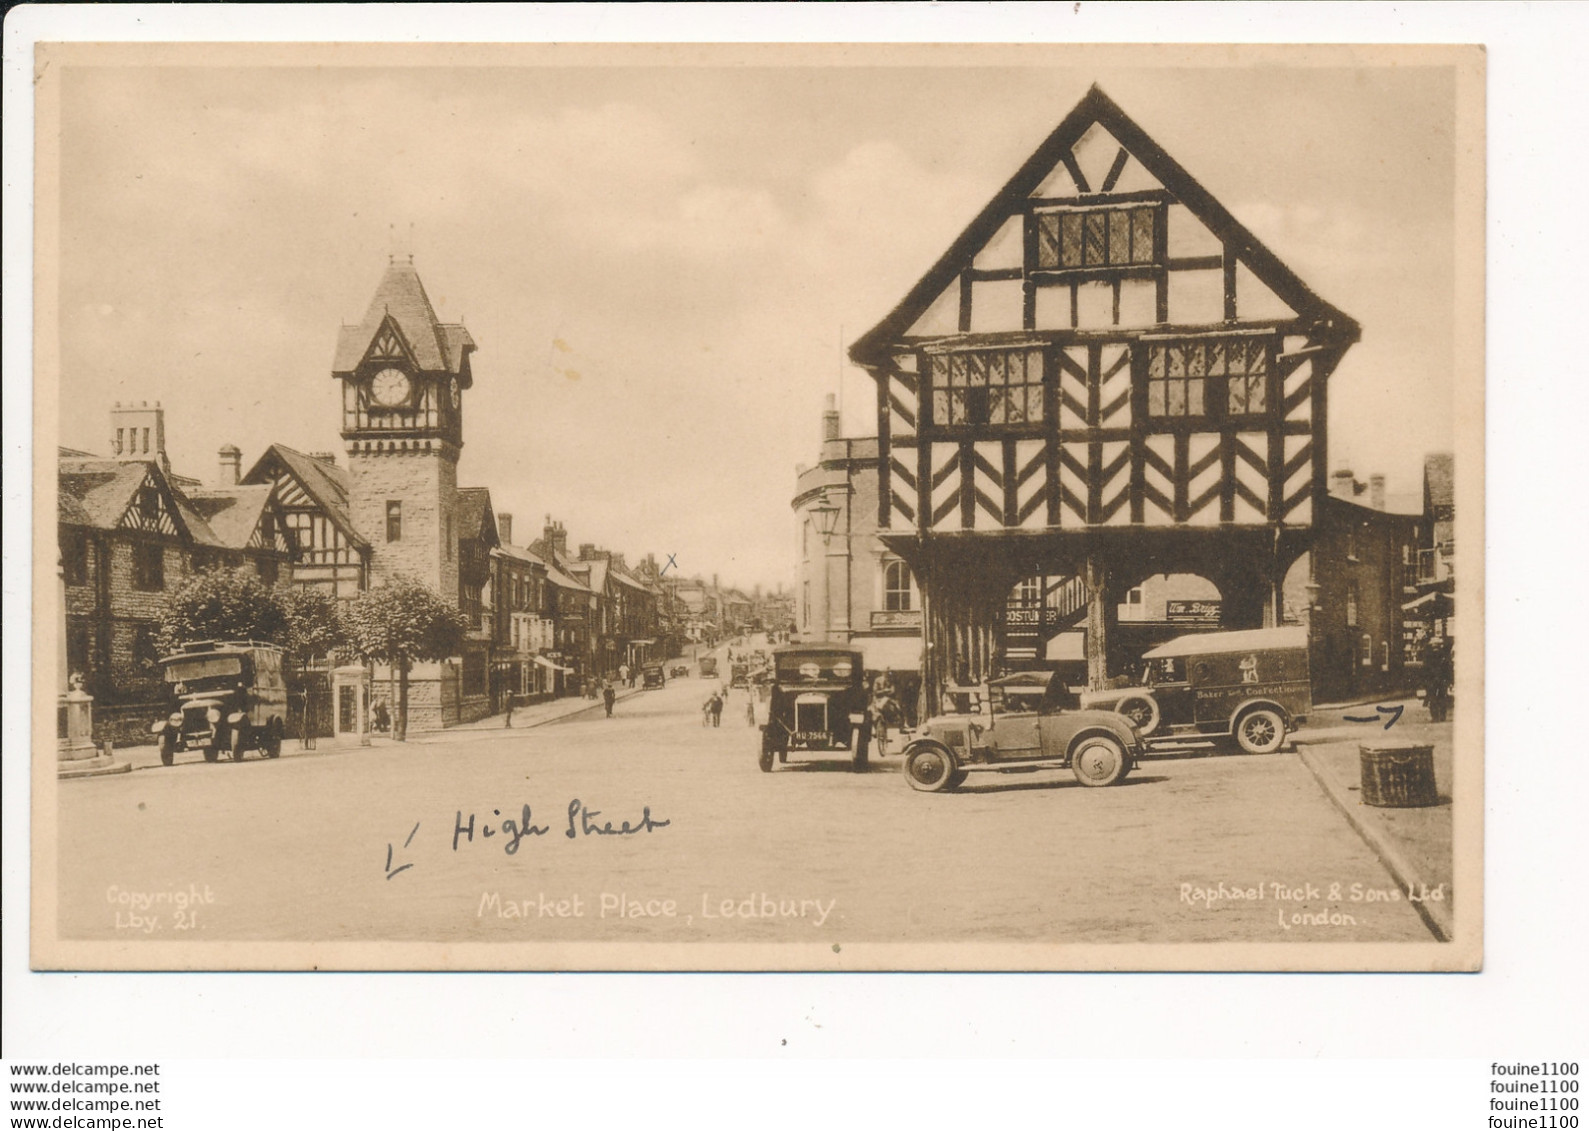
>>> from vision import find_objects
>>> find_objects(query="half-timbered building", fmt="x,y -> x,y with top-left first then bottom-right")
848,86 -> 1359,707
59,409 -> 293,739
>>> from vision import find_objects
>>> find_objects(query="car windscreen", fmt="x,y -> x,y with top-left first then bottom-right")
775,653 -> 859,683
163,655 -> 244,682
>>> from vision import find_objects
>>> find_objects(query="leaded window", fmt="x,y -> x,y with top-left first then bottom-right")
929,347 -> 1045,427
1144,336 -> 1271,421
1035,205 -> 1158,271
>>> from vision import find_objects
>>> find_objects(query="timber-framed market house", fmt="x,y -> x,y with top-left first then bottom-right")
847,86 -> 1360,711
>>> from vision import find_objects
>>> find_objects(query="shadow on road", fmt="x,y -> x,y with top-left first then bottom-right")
956,772 -> 1171,795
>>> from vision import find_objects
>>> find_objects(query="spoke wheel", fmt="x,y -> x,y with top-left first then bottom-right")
1071,734 -> 1128,787
158,732 -> 176,767
904,743 -> 957,793
1235,708 -> 1285,755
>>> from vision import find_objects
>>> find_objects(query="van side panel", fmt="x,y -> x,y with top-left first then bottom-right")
1189,646 -> 1311,726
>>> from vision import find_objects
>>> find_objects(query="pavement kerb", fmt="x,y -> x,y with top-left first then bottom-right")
406,685 -> 648,739
1293,742 -> 1454,943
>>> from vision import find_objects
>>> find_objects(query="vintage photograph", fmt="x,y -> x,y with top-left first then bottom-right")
31,42 -> 1483,970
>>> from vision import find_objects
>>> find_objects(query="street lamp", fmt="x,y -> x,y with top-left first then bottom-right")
810,492 -> 843,544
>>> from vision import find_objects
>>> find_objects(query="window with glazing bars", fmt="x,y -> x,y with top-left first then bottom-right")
1035,206 -> 1157,270
1144,337 -> 1270,419
929,347 -> 1045,426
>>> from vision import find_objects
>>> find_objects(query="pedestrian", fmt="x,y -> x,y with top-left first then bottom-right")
709,692 -> 723,727
701,695 -> 714,727
745,689 -> 757,728
603,681 -> 617,718
619,663 -> 630,688
504,695 -> 515,729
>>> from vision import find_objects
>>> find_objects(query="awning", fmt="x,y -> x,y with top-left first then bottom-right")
858,635 -> 922,672
1402,591 -> 1453,614
533,656 -> 576,673
1045,632 -> 1086,662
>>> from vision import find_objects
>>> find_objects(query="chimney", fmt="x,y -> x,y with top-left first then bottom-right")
497,512 -> 513,546
110,400 -> 169,473
1329,468 -> 1356,501
1369,474 -> 1386,512
579,543 -> 597,561
822,393 -> 841,443
218,443 -> 242,485
543,517 -> 568,557
309,451 -> 338,467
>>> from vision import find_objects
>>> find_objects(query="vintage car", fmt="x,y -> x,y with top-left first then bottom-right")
759,643 -> 871,772
641,662 -> 667,689
730,659 -> 753,689
902,671 -> 1141,792
149,640 -> 288,765
698,655 -> 719,679
1078,626 -> 1311,755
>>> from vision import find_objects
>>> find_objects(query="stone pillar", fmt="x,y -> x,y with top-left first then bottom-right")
58,679 -> 128,777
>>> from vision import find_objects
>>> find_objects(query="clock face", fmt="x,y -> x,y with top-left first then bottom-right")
371,368 -> 412,408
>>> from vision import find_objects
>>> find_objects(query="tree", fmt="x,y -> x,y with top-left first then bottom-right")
342,576 -> 469,741
155,567 -> 288,655
277,586 -> 347,668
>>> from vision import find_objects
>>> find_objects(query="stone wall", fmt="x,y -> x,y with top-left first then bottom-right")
348,446 -> 459,599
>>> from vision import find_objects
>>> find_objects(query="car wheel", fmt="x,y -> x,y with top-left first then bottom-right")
904,743 -> 957,793
263,719 -> 283,759
1117,695 -> 1159,736
947,769 -> 969,789
229,725 -> 248,762
158,732 -> 176,767
758,729 -> 776,773
1235,708 -> 1285,755
203,744 -> 220,763
1070,734 -> 1129,787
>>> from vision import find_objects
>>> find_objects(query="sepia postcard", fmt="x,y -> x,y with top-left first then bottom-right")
29,41 -> 1484,972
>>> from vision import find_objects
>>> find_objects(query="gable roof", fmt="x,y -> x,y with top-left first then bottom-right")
455,487 -> 500,546
241,443 -> 367,550
332,260 -> 476,383
58,458 -> 196,541
849,84 -> 1359,369
185,485 -> 276,550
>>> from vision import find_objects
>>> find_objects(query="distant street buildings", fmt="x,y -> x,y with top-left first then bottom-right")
57,256 -> 775,740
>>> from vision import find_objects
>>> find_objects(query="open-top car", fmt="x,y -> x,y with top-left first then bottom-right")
902,670 -> 1141,792
149,640 -> 288,765
1078,626 -> 1311,755
759,643 -> 870,772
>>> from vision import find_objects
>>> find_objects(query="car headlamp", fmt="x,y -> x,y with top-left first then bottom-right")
168,712 -> 183,727
206,708 -> 221,723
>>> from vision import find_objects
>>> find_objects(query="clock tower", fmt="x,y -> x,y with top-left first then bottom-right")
332,256 -> 476,600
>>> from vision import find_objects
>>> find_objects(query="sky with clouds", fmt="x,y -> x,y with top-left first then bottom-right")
52,51 -> 1460,589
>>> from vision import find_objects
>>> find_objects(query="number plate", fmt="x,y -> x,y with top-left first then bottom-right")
791,731 -> 831,746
